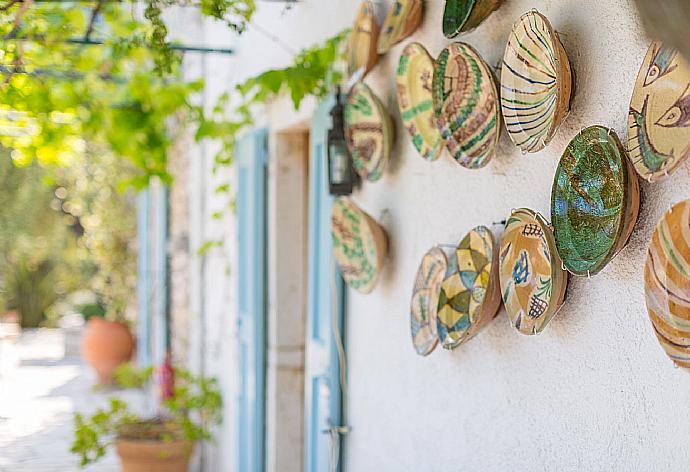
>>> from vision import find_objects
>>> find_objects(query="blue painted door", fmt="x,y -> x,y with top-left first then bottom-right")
237,129 -> 268,472
305,98 -> 346,472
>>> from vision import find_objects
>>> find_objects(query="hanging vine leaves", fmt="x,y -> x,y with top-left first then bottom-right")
0,0 -> 348,194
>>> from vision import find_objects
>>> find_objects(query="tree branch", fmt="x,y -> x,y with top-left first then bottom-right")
0,0 -> 21,12
2,0 -> 32,85
84,0 -> 105,41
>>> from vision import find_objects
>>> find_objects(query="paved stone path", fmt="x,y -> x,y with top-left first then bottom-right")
0,329 -> 145,472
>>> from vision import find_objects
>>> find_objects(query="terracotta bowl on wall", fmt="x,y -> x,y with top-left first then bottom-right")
81,317 -> 134,384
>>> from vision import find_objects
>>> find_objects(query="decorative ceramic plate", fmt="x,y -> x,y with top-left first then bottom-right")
436,226 -> 502,350
627,41 -> 690,182
347,1 -> 380,79
551,126 -> 641,277
377,0 -> 423,55
331,197 -> 388,294
345,82 -> 393,182
501,10 -> 574,153
499,208 -> 568,335
644,200 -> 690,368
432,42 -> 500,169
442,0 -> 503,38
410,246 -> 452,356
396,42 -> 443,162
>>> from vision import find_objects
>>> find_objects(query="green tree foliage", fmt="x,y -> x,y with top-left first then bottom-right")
1,0 -> 348,261
0,150 -> 85,327
0,2 -> 206,187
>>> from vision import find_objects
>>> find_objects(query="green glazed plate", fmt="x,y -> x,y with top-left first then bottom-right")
443,0 -> 502,38
551,126 -> 640,276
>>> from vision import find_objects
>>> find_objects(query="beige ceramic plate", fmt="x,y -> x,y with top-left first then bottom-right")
396,42 -> 443,161
644,200 -> 690,368
432,42 -> 500,169
499,208 -> 568,335
436,226 -> 502,349
344,82 -> 393,182
331,197 -> 388,294
410,246 -> 451,356
347,1 -> 380,79
377,0 -> 423,55
628,41 -> 690,182
501,10 -> 573,153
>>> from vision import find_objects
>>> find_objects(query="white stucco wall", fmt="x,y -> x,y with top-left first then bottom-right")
176,0 -> 690,470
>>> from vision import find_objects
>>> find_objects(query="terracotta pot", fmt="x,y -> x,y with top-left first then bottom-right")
116,439 -> 194,472
81,318 -> 134,384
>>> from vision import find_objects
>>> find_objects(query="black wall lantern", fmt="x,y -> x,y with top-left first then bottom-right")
327,85 -> 357,196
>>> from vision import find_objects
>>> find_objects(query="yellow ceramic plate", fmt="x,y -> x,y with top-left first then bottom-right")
499,208 -> 568,335
377,0 -> 423,54
331,197 -> 388,294
396,42 -> 443,161
347,1 -> 380,78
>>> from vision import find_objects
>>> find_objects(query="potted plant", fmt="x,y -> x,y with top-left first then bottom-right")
80,303 -> 134,385
71,364 -> 222,471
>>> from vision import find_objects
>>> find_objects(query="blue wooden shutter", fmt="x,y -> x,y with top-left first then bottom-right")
136,188 -> 152,367
305,98 -> 346,472
153,185 -> 169,367
236,129 -> 268,472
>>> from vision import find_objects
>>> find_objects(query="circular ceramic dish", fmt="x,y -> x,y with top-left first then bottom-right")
377,0 -> 423,55
644,200 -> 690,368
410,246 -> 453,356
499,208 -> 568,335
396,42 -> 443,162
551,126 -> 641,277
344,81 -> 394,182
436,226 -> 502,350
442,0 -> 503,38
347,1 -> 380,79
331,197 -> 388,294
501,10 -> 574,153
627,41 -> 690,182
432,42 -> 500,169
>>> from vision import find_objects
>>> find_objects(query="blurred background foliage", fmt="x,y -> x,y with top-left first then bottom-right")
0,147 -> 136,327
0,0 -> 345,326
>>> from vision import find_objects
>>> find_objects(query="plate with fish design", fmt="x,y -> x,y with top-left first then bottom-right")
628,41 -> 690,182
499,208 -> 568,335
